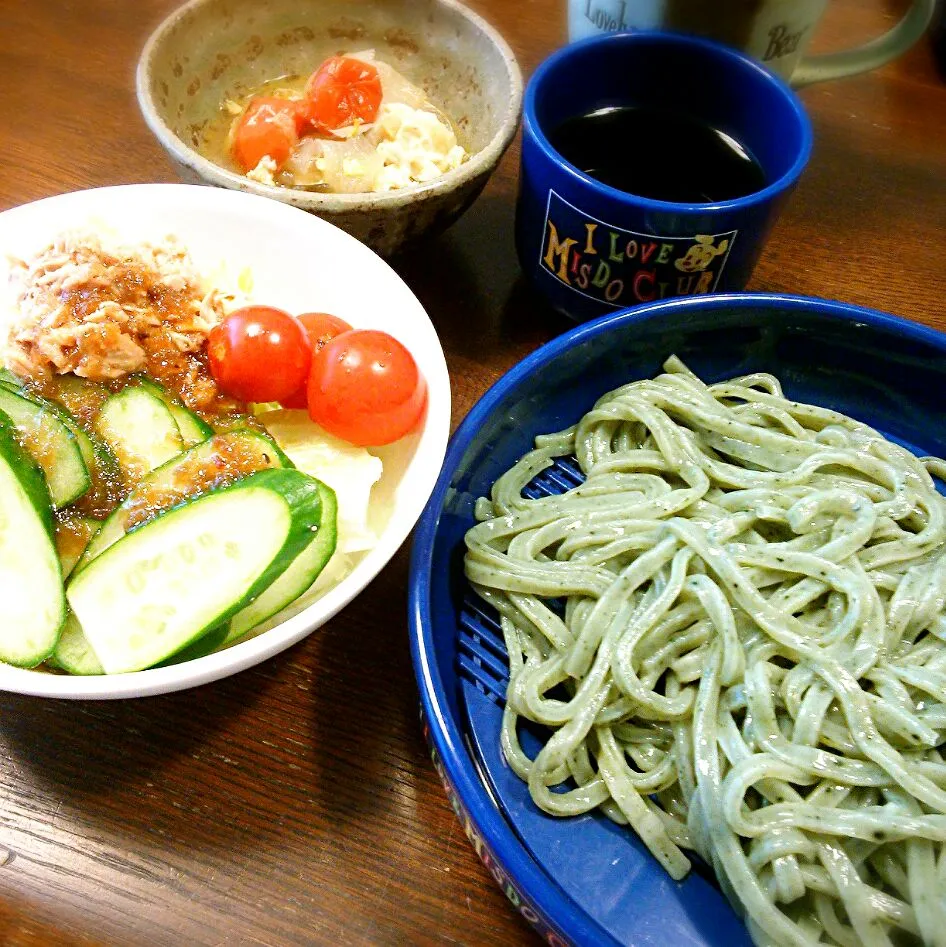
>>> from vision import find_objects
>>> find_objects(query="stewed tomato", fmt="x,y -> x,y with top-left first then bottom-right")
208,306 -> 310,403
301,57 -> 383,133
307,329 -> 426,446
231,96 -> 304,172
280,312 -> 353,409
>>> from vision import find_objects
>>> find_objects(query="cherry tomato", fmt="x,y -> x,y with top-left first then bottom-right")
307,330 -> 427,446
298,312 -> 354,348
231,96 -> 304,172
280,312 -> 353,409
301,56 -> 383,133
208,306 -> 310,403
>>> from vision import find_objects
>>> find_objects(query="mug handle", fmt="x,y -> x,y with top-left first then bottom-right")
791,0 -> 936,87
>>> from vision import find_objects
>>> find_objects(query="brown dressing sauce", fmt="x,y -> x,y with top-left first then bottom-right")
71,458 -> 125,520
121,435 -> 279,532
30,247 -> 244,418
13,244 -> 265,527
54,514 -> 98,563
139,334 -> 243,419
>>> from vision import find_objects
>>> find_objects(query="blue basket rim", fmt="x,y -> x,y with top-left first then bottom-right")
407,291 -> 946,944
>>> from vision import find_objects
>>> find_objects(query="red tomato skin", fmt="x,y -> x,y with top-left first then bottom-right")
306,330 -> 427,446
281,389 -> 310,410
297,312 -> 354,341
280,313 -> 353,409
231,96 -> 303,172
301,56 -> 383,133
208,306 -> 311,404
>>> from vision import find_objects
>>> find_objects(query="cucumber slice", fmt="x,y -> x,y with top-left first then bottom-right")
67,422 -> 101,476
74,429 -> 289,573
56,516 -> 101,578
0,368 -> 24,388
247,428 -> 293,469
156,622 -> 232,667
47,405 -> 120,501
0,411 -> 66,666
66,468 -> 323,673
0,379 -> 94,463
3,382 -> 121,513
169,404 -> 213,447
95,386 -> 184,480
134,377 -> 214,447
47,612 -> 104,676
48,374 -> 111,428
226,480 -> 338,644
184,480 -> 339,663
257,409 -> 381,553
0,386 -> 90,508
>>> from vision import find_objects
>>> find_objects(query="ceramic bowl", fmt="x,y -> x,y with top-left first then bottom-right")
0,183 -> 451,699
136,0 -> 523,256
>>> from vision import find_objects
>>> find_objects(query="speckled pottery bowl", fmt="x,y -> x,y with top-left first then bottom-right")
137,0 -> 522,256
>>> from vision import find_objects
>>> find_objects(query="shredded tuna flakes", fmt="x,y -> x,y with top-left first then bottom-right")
4,231 -> 233,384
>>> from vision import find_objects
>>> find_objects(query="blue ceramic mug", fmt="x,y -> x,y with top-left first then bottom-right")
516,31 -> 812,322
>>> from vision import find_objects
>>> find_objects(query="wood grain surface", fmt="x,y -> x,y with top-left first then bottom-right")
0,1 -> 944,945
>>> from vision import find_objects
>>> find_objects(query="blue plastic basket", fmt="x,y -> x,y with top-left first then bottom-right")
408,293 -> 946,946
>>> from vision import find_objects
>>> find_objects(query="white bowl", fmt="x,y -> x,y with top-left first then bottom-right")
0,183 -> 451,699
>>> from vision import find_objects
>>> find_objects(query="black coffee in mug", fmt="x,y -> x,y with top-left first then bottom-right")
516,31 -> 814,322
547,105 -> 766,204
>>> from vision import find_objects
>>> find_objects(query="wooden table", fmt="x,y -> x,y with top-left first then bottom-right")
1,1 -> 944,944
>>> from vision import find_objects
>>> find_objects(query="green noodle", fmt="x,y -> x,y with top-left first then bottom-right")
464,357 -> 946,946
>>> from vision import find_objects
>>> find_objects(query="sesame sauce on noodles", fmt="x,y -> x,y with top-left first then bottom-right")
464,356 -> 946,947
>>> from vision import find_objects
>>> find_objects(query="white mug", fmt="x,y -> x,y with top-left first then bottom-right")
567,0 -> 936,85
